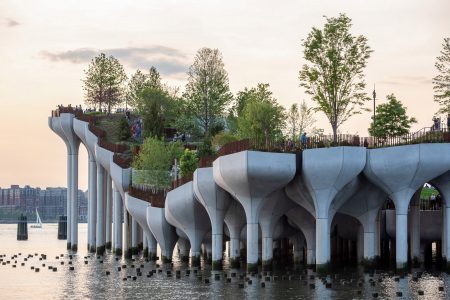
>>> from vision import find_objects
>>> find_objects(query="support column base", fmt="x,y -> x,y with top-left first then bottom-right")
191,255 -> 201,267
143,248 -> 149,258
114,248 -> 122,256
148,251 -> 157,261
67,243 -> 71,250
105,242 -> 112,250
96,246 -> 105,255
262,259 -> 273,271
131,247 -> 138,255
411,256 -> 421,268
88,245 -> 96,253
396,262 -> 408,275
124,249 -> 132,259
138,242 -> 143,251
162,256 -> 172,264
230,258 -> 240,269
315,263 -> 331,276
71,244 -> 78,252
212,260 -> 223,270
247,262 -> 258,273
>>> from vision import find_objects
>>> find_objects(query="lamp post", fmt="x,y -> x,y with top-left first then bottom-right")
372,85 -> 376,131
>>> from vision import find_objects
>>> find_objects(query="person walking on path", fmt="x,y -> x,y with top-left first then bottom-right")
300,132 -> 307,149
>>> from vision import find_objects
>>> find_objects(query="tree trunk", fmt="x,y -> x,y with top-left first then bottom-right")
332,123 -> 338,144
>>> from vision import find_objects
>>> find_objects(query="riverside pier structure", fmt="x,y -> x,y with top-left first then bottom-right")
49,106 -> 450,273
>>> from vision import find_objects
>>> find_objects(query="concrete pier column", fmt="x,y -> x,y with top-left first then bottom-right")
365,144 -> 450,271
286,207 -> 316,268
300,147 -> 366,273
177,238 -> 190,262
213,151 -> 296,272
224,201 -> 246,269
131,217 -> 138,255
123,206 -> 131,258
88,153 -> 97,252
165,182 -> 211,267
147,231 -> 157,260
96,163 -> 105,254
70,152 -> 79,251
193,168 -> 232,270
409,190 -> 421,265
113,186 -> 123,255
66,153 -> 72,249
146,206 -> 177,263
443,207 -> 448,261
142,233 -> 148,257
105,175 -> 112,250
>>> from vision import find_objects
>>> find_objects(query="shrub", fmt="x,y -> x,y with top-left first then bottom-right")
180,149 -> 199,177
212,131 -> 239,151
119,117 -> 131,141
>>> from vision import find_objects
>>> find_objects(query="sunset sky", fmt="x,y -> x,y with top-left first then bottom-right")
0,0 -> 449,190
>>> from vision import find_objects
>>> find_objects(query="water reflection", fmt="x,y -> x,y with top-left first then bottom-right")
0,224 -> 449,299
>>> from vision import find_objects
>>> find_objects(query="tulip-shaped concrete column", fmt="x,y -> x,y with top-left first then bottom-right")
49,116 -> 72,249
214,151 -> 296,272
125,193 -> 157,259
409,189 -> 421,265
431,171 -> 450,270
259,190 -> 295,270
301,147 -> 366,272
60,113 -> 81,251
177,237 -> 190,262
194,167 -> 232,270
224,200 -> 246,268
73,118 -> 97,252
147,206 -> 178,263
165,182 -> 211,266
364,144 -> 450,271
105,175 -> 112,249
339,177 -> 386,263
286,206 -> 316,267
112,184 -> 122,255
96,163 -> 105,254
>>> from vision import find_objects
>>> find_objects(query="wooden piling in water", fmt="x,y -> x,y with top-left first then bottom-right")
17,214 -> 28,240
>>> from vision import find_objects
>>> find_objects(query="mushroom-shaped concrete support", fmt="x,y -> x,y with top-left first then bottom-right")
49,116 -> 73,250
165,182 -> 211,267
146,206 -> 178,263
125,193 -> 158,259
301,147 -> 366,272
73,118 -> 97,253
258,189 -> 296,270
193,167 -> 232,270
339,177 -> 386,263
364,144 -> 450,271
60,113 -> 81,251
286,206 -> 316,267
214,151 -> 296,272
430,171 -> 450,269
224,200 -> 246,268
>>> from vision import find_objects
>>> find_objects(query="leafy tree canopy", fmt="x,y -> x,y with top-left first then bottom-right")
433,38 -> 450,114
83,53 -> 127,113
368,94 -> 417,139
299,14 -> 372,141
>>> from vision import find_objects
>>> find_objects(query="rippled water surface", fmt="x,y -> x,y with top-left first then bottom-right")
1,224 -> 450,299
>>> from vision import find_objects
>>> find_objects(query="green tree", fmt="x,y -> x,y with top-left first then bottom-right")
83,53 -> 127,113
433,38 -> 450,114
179,149 -> 198,177
237,84 -> 285,147
287,100 -> 316,140
184,48 -> 233,136
368,94 -> 417,139
126,66 -> 164,109
137,87 -> 176,139
299,14 -> 372,142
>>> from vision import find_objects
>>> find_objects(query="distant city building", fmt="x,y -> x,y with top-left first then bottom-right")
0,185 -> 87,222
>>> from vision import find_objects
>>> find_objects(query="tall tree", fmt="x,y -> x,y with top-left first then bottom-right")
433,38 -> 450,114
368,94 -> 417,139
237,83 -> 285,147
299,14 -> 372,142
287,100 -> 316,140
83,53 -> 127,113
126,66 -> 164,109
184,48 -> 232,136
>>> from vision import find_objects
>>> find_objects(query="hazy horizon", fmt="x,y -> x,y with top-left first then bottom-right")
0,0 -> 449,189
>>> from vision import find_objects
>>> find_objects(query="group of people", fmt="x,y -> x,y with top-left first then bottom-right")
431,115 -> 450,131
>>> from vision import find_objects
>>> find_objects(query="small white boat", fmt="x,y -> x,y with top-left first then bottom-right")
30,208 -> 43,228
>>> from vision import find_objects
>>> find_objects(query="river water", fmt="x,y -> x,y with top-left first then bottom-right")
0,224 -> 449,299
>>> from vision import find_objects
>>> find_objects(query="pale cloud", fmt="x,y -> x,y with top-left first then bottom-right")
40,46 -> 189,76
379,76 -> 432,86
2,18 -> 20,27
